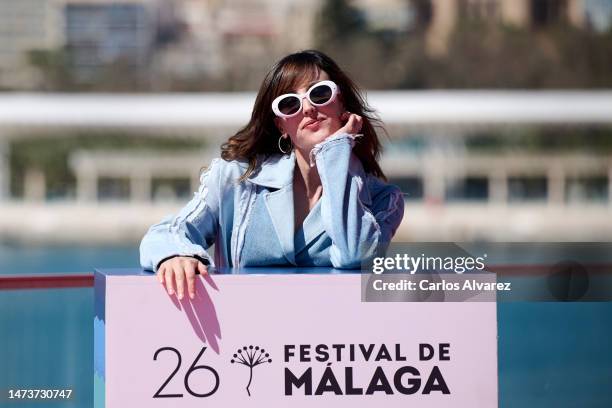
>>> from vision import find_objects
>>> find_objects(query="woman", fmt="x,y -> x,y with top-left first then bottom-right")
140,50 -> 404,299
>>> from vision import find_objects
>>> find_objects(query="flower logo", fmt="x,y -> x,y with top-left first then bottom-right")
230,345 -> 272,396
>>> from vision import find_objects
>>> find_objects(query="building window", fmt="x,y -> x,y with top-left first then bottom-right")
445,176 -> 489,201
152,177 -> 191,201
405,0 -> 433,31
508,176 -> 548,201
531,0 -> 567,27
566,176 -> 608,203
98,177 -> 130,201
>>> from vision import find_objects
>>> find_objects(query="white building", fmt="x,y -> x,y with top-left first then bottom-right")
0,0 -> 64,89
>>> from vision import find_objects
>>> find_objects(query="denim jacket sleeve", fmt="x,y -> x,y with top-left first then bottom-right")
313,133 -> 405,269
139,159 -> 221,272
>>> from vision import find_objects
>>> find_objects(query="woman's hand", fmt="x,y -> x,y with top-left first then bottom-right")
337,112 -> 363,135
157,256 -> 208,300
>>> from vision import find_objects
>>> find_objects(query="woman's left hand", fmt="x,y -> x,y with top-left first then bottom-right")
336,112 -> 363,136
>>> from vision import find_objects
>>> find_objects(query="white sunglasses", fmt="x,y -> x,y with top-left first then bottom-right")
272,80 -> 339,118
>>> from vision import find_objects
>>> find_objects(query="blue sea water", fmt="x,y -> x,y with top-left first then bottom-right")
0,245 -> 140,275
0,246 -> 139,407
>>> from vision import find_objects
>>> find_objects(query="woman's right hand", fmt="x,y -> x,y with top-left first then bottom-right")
157,256 -> 208,300
336,112 -> 363,136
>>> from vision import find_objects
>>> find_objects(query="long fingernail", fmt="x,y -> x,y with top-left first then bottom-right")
178,293 -> 183,300
168,289 -> 174,295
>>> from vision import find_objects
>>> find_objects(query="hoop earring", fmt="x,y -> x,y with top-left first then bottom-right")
278,134 -> 292,154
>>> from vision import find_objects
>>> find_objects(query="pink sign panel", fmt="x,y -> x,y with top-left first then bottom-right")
94,269 -> 497,407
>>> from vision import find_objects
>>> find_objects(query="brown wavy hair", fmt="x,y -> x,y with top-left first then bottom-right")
221,50 -> 387,181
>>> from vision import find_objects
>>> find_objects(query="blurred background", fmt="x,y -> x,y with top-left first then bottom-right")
1,0 -> 612,259
0,1 -> 611,407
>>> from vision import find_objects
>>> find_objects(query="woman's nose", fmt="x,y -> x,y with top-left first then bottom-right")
302,98 -> 317,116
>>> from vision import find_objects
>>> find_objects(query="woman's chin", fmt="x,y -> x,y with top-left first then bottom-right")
295,125 -> 342,153
304,127 -> 335,144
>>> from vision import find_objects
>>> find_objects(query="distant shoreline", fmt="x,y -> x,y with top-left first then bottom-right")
1,202 -> 611,245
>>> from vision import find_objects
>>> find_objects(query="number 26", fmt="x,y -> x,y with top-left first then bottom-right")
153,346 -> 220,398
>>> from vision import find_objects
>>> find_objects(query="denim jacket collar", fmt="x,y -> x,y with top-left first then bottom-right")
248,149 -> 374,207
248,152 -> 295,189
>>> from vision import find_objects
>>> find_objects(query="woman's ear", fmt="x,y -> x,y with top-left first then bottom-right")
274,117 -> 284,134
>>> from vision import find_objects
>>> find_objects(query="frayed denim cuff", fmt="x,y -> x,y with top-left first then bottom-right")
309,132 -> 363,167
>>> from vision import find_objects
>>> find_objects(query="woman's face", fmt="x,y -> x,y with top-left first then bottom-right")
274,70 -> 345,152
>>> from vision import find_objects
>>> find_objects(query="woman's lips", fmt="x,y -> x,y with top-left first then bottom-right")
304,119 -> 321,130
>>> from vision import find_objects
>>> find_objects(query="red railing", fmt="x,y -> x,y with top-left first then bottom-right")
0,263 -> 608,291
0,274 -> 93,290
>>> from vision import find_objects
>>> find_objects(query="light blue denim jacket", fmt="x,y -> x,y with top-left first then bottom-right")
139,134 -> 404,272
